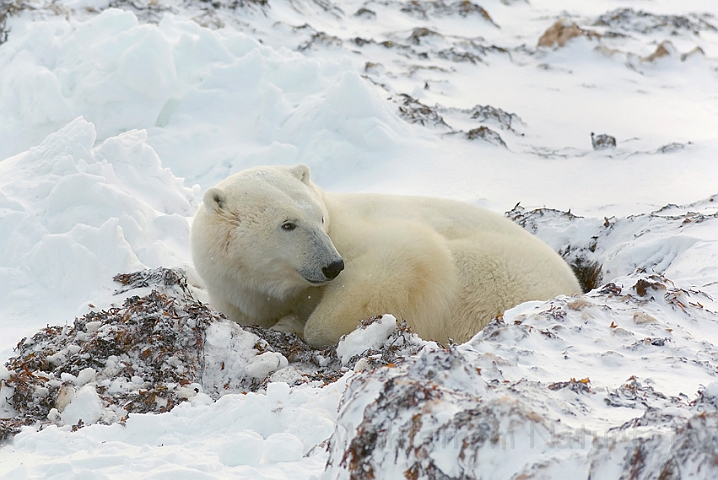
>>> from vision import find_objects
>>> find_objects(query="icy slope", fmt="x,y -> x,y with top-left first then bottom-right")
1,0 -> 717,211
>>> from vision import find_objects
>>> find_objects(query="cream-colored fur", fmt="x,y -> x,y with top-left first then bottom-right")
191,164 -> 581,347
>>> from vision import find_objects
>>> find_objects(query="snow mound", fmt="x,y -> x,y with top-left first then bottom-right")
0,8 -> 408,187
325,270 -> 718,479
0,268 -> 430,441
508,195 -> 718,297
2,268 -> 220,438
0,117 -> 196,352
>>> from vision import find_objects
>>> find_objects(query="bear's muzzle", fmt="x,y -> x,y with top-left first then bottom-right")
322,259 -> 345,280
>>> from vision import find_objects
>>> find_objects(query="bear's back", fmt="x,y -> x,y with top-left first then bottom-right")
324,192 -> 528,242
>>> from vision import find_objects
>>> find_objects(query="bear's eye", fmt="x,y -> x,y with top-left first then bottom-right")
281,222 -> 297,231
321,216 -> 325,224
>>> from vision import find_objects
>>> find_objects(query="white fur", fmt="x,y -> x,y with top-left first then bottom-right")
191,164 -> 582,347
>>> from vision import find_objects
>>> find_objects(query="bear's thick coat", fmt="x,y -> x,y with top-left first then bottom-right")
191,164 -> 581,347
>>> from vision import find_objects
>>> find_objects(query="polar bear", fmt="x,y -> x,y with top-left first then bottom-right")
191,164 -> 581,347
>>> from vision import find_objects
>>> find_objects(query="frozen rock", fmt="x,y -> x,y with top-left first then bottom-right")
336,315 -> 397,365
60,385 -> 102,426
245,352 -> 289,379
75,367 -> 96,386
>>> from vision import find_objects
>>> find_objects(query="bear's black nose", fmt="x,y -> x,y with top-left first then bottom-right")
322,259 -> 344,280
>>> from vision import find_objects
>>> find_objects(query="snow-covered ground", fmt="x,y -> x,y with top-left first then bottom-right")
1,0 -> 717,478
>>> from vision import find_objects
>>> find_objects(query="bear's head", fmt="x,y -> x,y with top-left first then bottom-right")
192,164 -> 344,300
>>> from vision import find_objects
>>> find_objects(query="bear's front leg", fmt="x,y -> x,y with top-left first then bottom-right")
271,314 -> 306,337
303,225 -> 457,348
302,259 -> 373,347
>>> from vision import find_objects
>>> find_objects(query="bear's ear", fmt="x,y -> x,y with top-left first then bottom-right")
289,164 -> 311,185
204,187 -> 227,212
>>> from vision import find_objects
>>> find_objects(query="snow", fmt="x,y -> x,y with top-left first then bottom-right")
3,381 -> 344,478
60,385 -> 103,426
324,275 -> 718,478
1,0 -> 718,478
0,117 -> 195,358
336,314 -> 398,364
